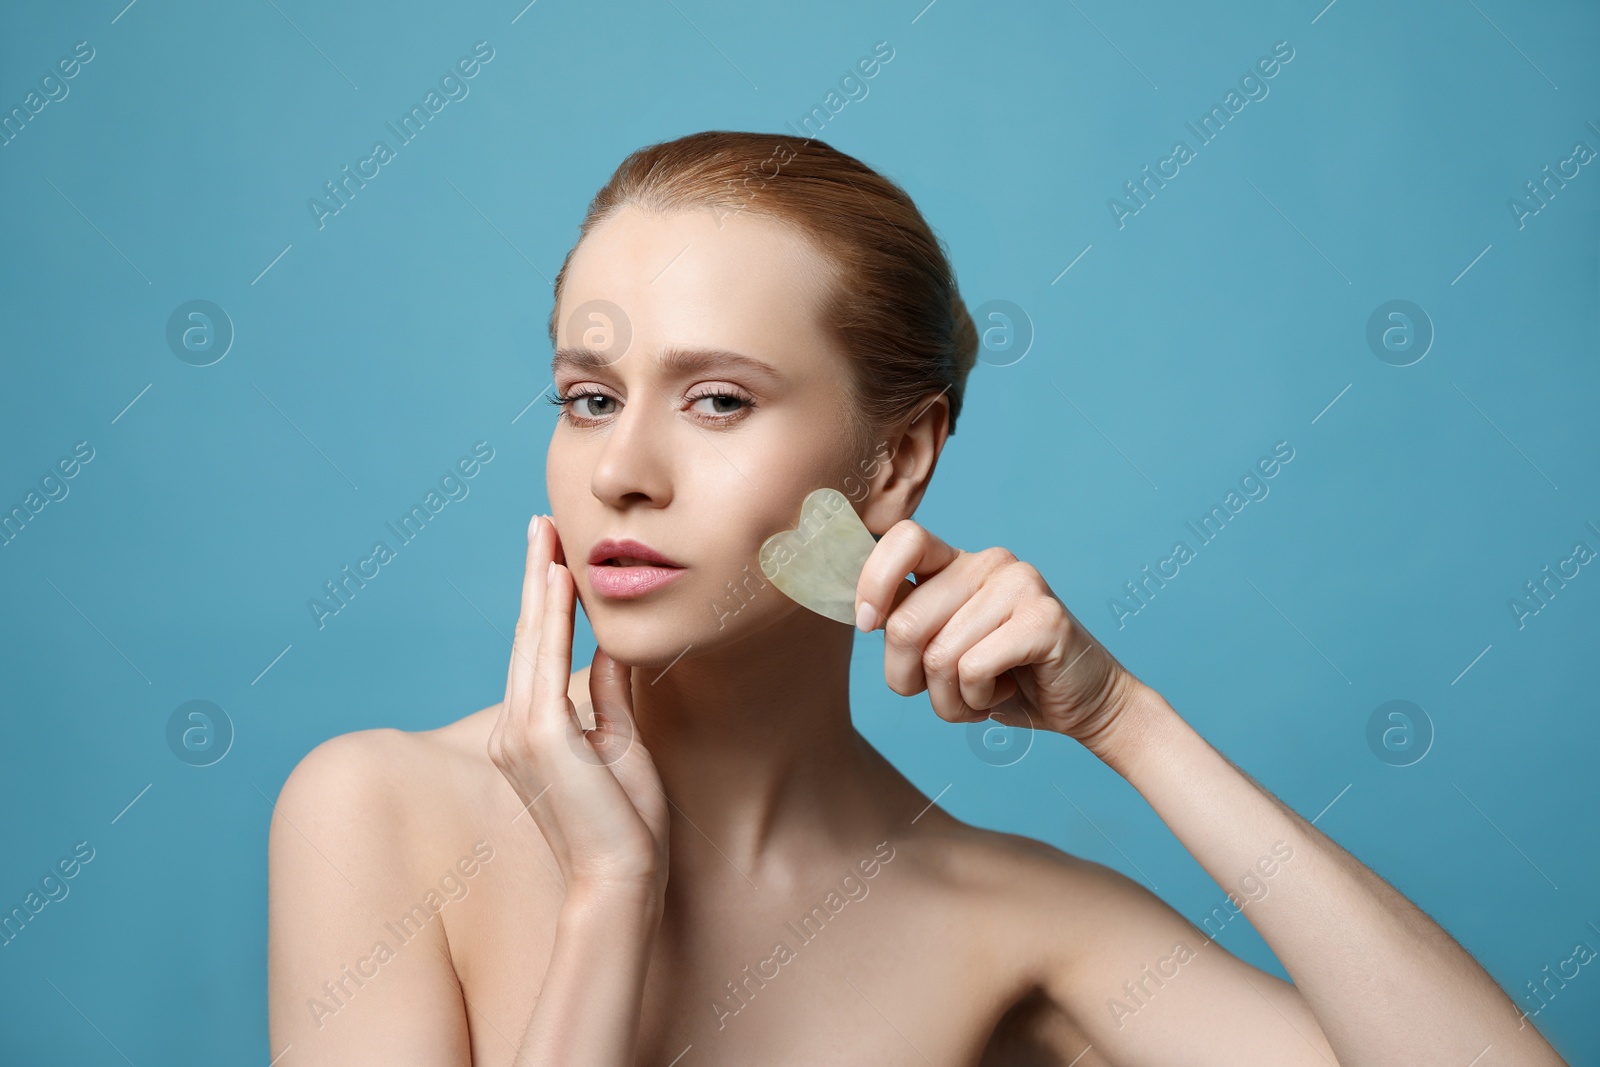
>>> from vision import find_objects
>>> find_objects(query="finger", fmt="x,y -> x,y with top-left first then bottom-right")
560,646 -> 641,770
546,513 -> 569,569
533,560 -> 580,733
853,520 -> 961,634
921,576 -> 1032,721
578,646 -> 639,751
952,610 -> 1066,713
881,547 -> 1017,699
504,514 -> 553,724
587,647 -> 637,731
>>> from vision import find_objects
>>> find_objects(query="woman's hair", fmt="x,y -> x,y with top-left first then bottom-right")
548,130 -> 979,449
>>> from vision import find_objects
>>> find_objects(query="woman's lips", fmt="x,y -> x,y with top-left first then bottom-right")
586,561 -> 689,599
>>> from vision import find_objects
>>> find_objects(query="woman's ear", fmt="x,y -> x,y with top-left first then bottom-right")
856,391 -> 951,536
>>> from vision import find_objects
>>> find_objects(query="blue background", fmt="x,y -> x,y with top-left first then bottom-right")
2,0 -> 1596,1061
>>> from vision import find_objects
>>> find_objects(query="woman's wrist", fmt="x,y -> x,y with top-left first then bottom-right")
564,876 -> 666,924
516,873 -> 663,1062
1083,675 -> 1178,781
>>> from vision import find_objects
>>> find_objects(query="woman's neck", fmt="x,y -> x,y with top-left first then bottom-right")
624,608 -> 911,888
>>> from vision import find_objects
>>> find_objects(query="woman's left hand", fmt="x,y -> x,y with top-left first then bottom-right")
853,519 -> 1144,759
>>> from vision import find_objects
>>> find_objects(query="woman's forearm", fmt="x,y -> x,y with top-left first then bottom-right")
1102,681 -> 1565,1065
514,884 -> 662,1065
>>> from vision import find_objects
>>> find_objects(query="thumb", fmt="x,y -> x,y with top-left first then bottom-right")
585,645 -> 639,738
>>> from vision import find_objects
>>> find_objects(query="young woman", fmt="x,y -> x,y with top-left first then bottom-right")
267,131 -> 1567,1066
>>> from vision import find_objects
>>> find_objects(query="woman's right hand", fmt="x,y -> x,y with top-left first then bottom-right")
488,513 -> 670,902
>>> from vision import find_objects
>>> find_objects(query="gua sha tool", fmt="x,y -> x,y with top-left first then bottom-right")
760,488 -> 879,624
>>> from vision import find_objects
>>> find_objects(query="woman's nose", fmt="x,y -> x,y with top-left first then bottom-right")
588,395 -> 673,508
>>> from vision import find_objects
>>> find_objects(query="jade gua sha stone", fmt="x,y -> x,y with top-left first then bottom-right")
759,487 -> 880,624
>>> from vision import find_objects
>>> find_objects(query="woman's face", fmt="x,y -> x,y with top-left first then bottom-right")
546,203 -> 870,665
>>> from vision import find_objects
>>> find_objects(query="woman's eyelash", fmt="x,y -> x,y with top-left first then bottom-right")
684,386 -> 756,417
545,390 -> 595,417
547,387 -> 755,426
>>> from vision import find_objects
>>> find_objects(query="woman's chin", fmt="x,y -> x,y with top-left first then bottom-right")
587,605 -> 780,672
587,624 -> 701,672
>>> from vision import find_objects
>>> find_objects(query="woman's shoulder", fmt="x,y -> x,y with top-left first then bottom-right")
278,710 -> 484,812
276,667 -> 600,841
268,691 -> 573,1056
270,720 -> 482,886
280,666 -> 592,794
275,724 -> 430,828
917,816 -> 1213,1011
902,816 -> 1173,953
906,817 -> 1128,901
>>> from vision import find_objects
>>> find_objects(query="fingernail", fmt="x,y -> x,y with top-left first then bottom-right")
855,601 -> 880,633
547,560 -> 557,582
528,514 -> 542,543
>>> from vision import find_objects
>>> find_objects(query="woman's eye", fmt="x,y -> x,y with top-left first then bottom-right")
551,386 -> 752,426
690,392 -> 748,417
573,393 -> 617,418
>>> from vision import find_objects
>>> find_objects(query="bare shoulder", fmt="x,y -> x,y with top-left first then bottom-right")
904,817 -> 1197,987
267,719 -> 491,929
918,819 -> 1329,1063
267,724 -> 487,1059
266,671 -> 589,1060
906,816 -> 1138,909
273,721 -> 476,849
278,722 -> 436,802
271,726 -> 433,867
272,664 -> 594,882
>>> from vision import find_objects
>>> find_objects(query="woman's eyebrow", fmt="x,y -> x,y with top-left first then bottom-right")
550,345 -> 784,384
